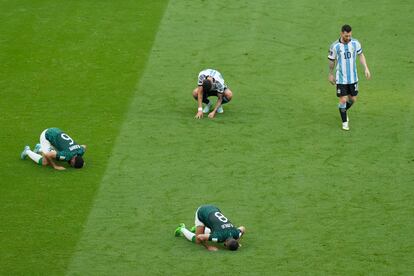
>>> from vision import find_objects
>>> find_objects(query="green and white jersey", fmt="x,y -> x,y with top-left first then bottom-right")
45,128 -> 85,161
197,205 -> 242,243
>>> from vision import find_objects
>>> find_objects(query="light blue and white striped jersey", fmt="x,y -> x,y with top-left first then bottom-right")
198,69 -> 227,93
328,38 -> 362,84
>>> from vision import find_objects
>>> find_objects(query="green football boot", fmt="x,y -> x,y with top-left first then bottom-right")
190,226 -> 196,233
174,223 -> 185,237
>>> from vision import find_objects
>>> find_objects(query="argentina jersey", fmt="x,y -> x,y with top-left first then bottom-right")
197,69 -> 227,93
328,38 -> 362,84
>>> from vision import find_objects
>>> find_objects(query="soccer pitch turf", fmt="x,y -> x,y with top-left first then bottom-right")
1,0 -> 413,274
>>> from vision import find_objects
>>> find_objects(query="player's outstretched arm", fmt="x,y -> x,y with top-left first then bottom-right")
81,145 -> 87,151
359,53 -> 371,80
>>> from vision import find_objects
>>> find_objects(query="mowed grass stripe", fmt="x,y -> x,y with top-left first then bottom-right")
68,0 -> 413,274
0,0 -> 169,274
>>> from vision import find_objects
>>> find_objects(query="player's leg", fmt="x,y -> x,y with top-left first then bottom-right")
346,83 -> 358,110
216,88 -> 233,113
192,87 -> 211,113
21,145 -> 45,165
337,85 -> 349,130
175,207 -> 203,242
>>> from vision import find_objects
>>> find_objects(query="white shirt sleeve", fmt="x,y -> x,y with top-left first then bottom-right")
328,44 -> 336,60
198,73 -> 205,86
356,40 -> 363,55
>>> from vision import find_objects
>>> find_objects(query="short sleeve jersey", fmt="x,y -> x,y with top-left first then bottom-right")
197,69 -> 227,93
197,205 -> 242,243
45,128 -> 85,161
328,38 -> 363,84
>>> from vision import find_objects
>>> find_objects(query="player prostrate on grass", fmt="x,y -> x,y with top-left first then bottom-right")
20,127 -> 86,170
193,69 -> 233,119
174,204 -> 245,251
328,24 -> 371,131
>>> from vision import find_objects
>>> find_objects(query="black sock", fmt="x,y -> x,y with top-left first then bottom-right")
346,100 -> 354,110
339,108 -> 347,122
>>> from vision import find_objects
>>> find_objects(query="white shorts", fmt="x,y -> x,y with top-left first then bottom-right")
194,207 -> 204,227
40,129 -> 54,153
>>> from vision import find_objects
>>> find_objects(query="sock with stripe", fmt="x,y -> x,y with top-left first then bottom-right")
27,150 -> 43,165
338,102 -> 347,123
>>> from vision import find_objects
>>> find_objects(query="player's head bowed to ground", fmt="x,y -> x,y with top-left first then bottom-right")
175,205 -> 245,251
192,69 -> 233,119
21,127 -> 86,170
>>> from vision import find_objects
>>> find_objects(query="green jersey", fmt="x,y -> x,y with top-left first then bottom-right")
197,205 -> 242,243
45,128 -> 85,161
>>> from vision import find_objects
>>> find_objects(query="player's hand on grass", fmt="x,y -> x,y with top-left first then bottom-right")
194,111 -> 203,119
207,245 -> 218,251
365,69 -> 371,80
328,73 -> 336,85
208,111 -> 216,119
54,166 -> 66,171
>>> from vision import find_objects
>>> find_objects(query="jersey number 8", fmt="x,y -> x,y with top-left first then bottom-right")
214,212 -> 228,223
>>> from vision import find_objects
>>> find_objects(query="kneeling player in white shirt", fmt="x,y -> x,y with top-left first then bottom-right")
192,69 -> 233,119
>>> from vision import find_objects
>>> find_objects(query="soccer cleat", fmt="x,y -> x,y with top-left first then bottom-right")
33,143 -> 41,154
174,223 -> 185,237
216,105 -> 224,114
190,225 -> 196,233
203,102 -> 212,113
342,122 -> 350,131
20,145 -> 30,160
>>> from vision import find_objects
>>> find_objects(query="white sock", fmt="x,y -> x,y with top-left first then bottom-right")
27,150 -> 42,165
181,228 -> 195,242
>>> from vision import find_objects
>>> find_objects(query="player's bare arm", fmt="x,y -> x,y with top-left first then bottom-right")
359,53 -> 371,79
194,86 -> 204,119
208,93 -> 223,118
328,59 -> 336,85
43,152 -> 65,170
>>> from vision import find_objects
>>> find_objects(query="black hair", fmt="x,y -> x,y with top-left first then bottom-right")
341,24 -> 352,33
226,238 -> 239,251
73,155 -> 84,169
202,79 -> 212,93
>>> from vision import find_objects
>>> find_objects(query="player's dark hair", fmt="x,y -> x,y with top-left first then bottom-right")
341,24 -> 352,33
73,155 -> 84,169
202,79 -> 212,93
226,238 -> 239,251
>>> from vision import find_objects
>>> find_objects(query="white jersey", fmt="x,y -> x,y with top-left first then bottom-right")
328,38 -> 362,84
197,69 -> 227,93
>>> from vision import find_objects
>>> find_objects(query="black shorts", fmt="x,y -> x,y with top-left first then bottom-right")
336,83 -> 358,97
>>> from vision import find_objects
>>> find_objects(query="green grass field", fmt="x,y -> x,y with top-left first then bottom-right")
1,0 -> 413,274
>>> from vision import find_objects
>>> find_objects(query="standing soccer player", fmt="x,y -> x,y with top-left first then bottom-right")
192,69 -> 233,119
328,24 -> 371,130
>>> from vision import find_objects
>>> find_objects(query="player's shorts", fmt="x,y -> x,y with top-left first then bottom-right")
194,206 -> 205,227
40,129 -> 54,153
336,83 -> 358,97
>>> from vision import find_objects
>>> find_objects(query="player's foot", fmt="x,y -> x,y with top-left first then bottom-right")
20,145 -> 30,159
174,223 -> 185,237
342,122 -> 350,131
190,225 -> 196,233
203,102 -> 212,113
216,105 -> 224,114
33,143 -> 41,154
